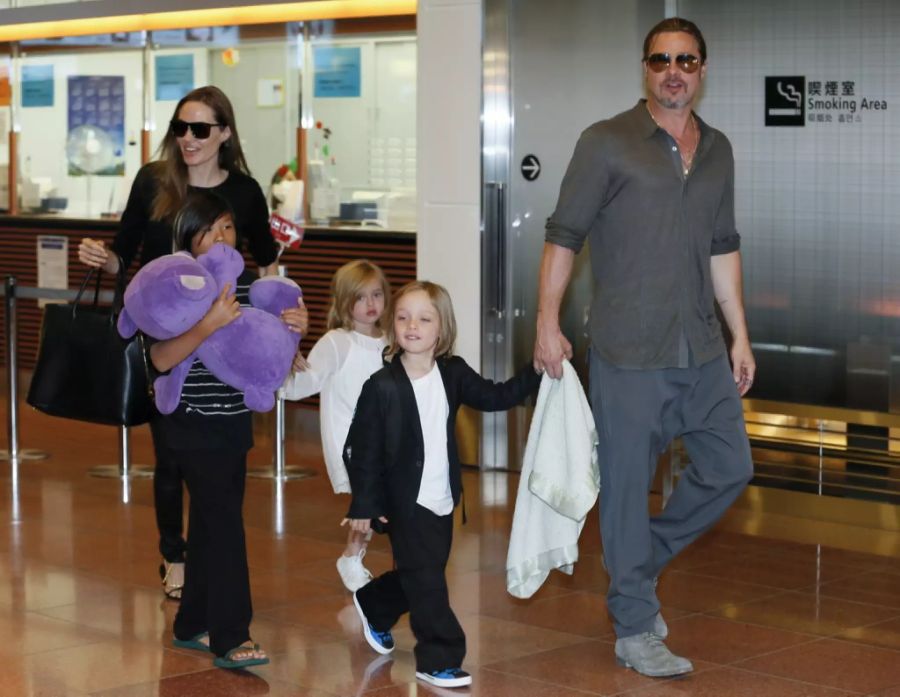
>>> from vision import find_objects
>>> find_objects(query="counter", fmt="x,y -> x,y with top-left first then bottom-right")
0,216 -> 417,383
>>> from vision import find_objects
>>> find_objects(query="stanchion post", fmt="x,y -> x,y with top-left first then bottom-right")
275,392 -> 286,479
248,266 -> 315,482
119,424 -> 131,478
1,276 -> 48,463
88,424 -> 153,480
6,276 -> 18,459
247,392 -> 314,481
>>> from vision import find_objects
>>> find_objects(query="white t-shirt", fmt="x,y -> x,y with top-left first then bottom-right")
281,329 -> 386,493
413,363 -> 453,516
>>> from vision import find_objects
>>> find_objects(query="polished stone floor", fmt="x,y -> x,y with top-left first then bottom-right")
2,402 -> 900,696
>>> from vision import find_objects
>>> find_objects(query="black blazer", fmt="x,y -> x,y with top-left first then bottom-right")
344,353 -> 540,522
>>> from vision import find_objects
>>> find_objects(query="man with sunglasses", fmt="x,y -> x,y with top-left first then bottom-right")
534,17 -> 754,678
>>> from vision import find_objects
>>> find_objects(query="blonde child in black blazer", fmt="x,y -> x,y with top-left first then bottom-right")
343,280 -> 539,689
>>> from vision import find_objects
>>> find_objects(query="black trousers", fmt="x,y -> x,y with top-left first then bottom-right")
149,418 -> 186,563
172,447 -> 253,657
356,504 -> 465,673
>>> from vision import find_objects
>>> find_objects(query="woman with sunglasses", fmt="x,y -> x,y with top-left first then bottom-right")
78,85 -> 282,600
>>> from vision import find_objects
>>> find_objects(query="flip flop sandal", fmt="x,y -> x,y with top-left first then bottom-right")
213,642 -> 270,670
159,560 -> 184,600
173,632 -> 210,653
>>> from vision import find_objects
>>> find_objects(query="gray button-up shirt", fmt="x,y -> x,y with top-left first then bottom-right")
545,99 -> 740,370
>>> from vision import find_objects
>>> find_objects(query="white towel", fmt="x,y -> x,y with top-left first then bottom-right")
506,360 -> 599,599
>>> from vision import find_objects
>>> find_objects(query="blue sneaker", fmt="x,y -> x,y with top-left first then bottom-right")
415,668 -> 472,688
352,591 -> 394,654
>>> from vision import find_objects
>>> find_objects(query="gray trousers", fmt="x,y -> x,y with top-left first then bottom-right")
589,351 -> 753,638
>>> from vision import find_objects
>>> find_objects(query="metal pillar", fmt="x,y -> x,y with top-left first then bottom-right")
1,276 -> 48,462
249,264 -> 315,482
248,394 -> 315,481
88,425 -> 154,480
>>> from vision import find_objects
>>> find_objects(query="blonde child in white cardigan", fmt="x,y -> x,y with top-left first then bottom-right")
282,259 -> 390,591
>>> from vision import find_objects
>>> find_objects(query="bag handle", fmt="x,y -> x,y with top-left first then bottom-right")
71,252 -> 127,320
71,268 -> 97,319
112,253 -> 128,315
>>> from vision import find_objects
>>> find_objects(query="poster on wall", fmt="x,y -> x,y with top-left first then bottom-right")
314,46 -> 361,98
36,236 -> 68,308
66,76 -> 125,176
257,78 -> 285,107
22,65 -> 54,107
155,54 -> 194,101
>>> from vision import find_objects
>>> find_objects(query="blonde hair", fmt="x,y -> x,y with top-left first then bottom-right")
326,260 -> 391,331
386,281 -> 457,359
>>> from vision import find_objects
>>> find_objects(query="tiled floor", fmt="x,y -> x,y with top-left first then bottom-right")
2,402 -> 900,696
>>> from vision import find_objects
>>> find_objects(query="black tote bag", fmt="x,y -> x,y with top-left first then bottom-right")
26,264 -> 155,427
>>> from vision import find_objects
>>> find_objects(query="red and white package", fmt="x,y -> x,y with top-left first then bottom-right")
269,214 -> 305,250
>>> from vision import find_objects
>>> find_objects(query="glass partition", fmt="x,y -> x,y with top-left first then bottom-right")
9,18 -> 417,230
16,34 -> 145,217
305,31 -> 417,227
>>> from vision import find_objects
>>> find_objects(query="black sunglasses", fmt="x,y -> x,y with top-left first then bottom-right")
644,52 -> 701,74
170,119 -> 225,139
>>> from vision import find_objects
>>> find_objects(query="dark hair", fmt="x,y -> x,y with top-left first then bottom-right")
643,17 -> 707,63
151,85 -> 251,222
172,190 -> 235,253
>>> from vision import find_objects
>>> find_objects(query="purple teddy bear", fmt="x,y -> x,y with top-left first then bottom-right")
118,243 -> 302,414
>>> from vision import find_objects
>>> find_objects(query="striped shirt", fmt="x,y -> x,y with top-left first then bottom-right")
180,272 -> 252,417
153,269 -> 257,453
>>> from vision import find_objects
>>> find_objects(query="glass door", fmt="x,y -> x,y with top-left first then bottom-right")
480,0 -> 665,469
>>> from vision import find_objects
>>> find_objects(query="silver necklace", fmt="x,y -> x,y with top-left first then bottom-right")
647,103 -> 698,176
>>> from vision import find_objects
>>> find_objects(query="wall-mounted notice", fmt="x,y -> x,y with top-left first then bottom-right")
22,65 -> 54,107
155,54 -> 194,101
36,236 -> 68,308
257,78 -> 285,107
314,46 -> 361,98
67,75 -> 126,176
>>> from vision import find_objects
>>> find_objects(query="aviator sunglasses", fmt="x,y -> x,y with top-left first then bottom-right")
644,52 -> 701,74
170,119 -> 225,139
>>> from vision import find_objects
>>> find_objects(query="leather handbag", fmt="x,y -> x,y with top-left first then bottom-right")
26,263 -> 155,427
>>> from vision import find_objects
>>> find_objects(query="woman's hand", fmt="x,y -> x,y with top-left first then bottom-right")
281,297 -> 308,335
200,283 -> 241,332
78,238 -> 120,274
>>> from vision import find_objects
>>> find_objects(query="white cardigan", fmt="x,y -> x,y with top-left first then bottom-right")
281,329 -> 386,493
506,360 -> 599,599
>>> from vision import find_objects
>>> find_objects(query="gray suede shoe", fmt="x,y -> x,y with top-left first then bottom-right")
614,632 -> 693,677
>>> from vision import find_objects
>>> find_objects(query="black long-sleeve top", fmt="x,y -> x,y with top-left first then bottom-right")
344,354 -> 540,523
113,162 -> 278,270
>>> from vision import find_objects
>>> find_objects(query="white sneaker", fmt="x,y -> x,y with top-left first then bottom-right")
337,550 -> 374,592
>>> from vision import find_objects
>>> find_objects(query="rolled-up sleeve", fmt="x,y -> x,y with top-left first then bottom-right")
545,127 -> 610,253
710,142 -> 740,256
